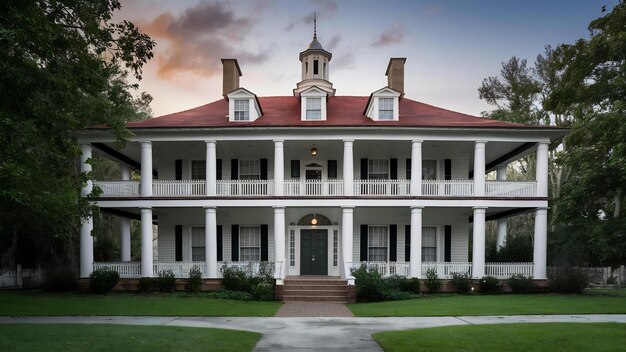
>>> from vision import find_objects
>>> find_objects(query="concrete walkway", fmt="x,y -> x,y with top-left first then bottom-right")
1,315 -> 625,352
274,302 -> 354,317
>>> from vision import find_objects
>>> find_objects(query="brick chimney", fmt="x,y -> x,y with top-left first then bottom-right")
385,58 -> 406,96
221,59 -> 242,99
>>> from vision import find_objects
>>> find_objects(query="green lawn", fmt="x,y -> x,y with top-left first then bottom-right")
0,324 -> 260,352
348,292 -> 626,317
373,323 -> 626,352
0,291 -> 281,316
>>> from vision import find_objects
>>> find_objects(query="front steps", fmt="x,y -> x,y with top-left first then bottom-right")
279,277 -> 356,303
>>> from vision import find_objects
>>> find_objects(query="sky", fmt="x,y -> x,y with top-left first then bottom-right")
115,0 -> 619,118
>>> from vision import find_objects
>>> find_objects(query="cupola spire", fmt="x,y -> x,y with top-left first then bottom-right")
294,12 -> 335,96
313,11 -> 317,38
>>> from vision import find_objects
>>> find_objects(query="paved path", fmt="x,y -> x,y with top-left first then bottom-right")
1,315 -> 625,352
274,302 -> 354,317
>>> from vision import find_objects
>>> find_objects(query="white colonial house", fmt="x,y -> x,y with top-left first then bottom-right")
77,30 -> 566,298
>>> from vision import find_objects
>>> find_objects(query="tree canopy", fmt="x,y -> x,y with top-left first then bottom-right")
0,0 -> 154,267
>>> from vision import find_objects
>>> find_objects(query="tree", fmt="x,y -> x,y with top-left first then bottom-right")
0,1 -> 154,269
546,1 -> 626,266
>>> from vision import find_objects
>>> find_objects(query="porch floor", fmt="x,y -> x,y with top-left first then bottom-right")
274,302 -> 353,317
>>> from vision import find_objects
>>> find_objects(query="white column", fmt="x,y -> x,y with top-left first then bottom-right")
140,141 -> 152,197
274,206 -> 286,281
536,142 -> 549,197
410,140 -> 422,196
79,144 -> 93,277
140,207 -> 153,277
79,212 -> 94,277
206,141 -> 217,196
341,206 -> 354,280
205,207 -> 218,278
121,165 -> 131,181
496,165 -> 507,181
496,218 -> 507,251
274,140 -> 284,196
343,140 -> 354,196
472,207 -> 487,278
533,207 -> 548,279
474,141 -> 486,196
409,206 -> 423,278
120,218 -> 131,261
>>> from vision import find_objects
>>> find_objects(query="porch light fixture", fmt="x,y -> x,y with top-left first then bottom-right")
311,213 -> 318,225
310,146 -> 318,156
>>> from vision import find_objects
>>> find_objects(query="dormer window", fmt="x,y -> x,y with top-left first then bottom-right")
378,98 -> 394,120
234,99 -> 250,121
306,97 -> 322,120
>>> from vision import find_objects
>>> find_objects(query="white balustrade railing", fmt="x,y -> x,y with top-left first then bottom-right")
154,261 -> 206,277
347,261 -> 410,277
284,179 -> 344,196
422,180 -> 474,197
216,180 -> 274,196
153,180 -> 205,197
93,262 -> 141,278
485,262 -> 534,278
485,181 -> 537,197
353,179 -> 410,196
274,260 -> 285,280
422,262 -> 472,278
94,181 -> 140,197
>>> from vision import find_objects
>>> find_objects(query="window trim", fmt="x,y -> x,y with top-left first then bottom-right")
305,97 -> 322,120
233,99 -> 250,121
378,97 -> 394,120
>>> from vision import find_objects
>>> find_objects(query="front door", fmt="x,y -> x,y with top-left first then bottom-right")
300,229 -> 328,275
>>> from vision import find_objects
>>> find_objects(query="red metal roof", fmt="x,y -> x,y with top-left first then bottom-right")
120,96 -> 537,129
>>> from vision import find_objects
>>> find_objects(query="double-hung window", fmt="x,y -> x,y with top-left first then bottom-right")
378,97 -> 394,120
239,160 -> 260,179
422,160 -> 437,180
422,226 -> 437,261
368,159 -> 389,180
191,226 -> 205,261
368,226 -> 388,261
306,98 -> 322,120
239,226 -> 261,261
234,99 -> 249,121
191,160 -> 206,180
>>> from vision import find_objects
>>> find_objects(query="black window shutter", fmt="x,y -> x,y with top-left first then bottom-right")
360,158 -> 368,179
406,159 -> 411,179
217,225 -> 223,261
405,225 -> 411,262
260,225 -> 269,261
260,158 -> 268,180
175,225 -> 182,261
291,160 -> 300,178
444,225 -> 452,262
216,159 -> 222,180
328,160 -> 337,179
231,159 -> 239,180
445,159 -> 452,180
231,225 -> 239,261
389,225 -> 397,261
360,225 -> 368,261
175,160 -> 182,180
390,158 -> 398,180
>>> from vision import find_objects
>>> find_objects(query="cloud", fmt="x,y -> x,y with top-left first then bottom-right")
285,0 -> 338,30
140,1 -> 270,79
326,34 -> 341,51
332,53 -> 354,70
426,3 -> 441,14
371,24 -> 408,48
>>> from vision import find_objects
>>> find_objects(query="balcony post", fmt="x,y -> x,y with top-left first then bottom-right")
140,207 -> 153,277
79,144 -> 93,278
120,217 -> 131,261
274,140 -> 284,196
409,206 -> 423,278
474,141 -> 486,196
472,206 -> 487,278
533,207 -> 548,279
343,139 -> 354,196
274,206 -> 286,282
536,142 -> 549,197
496,218 -> 507,251
140,141 -> 153,197
341,206 -> 354,279
410,140 -> 422,196
205,207 -> 218,278
206,140 -> 217,196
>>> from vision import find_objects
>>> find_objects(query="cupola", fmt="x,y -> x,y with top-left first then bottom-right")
294,13 -> 335,97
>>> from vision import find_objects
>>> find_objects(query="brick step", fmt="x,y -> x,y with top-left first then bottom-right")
284,280 -> 347,286
283,289 -> 348,296
282,295 -> 349,303
282,285 -> 348,291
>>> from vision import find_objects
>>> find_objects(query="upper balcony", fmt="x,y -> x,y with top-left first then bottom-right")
95,179 -> 538,198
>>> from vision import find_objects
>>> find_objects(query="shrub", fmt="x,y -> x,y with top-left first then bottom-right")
451,272 -> 472,293
507,274 -> 536,293
351,264 -> 387,302
216,289 -> 254,301
188,265 -> 202,292
43,266 -> 78,292
138,277 -> 158,292
424,268 -> 442,293
399,278 -> 421,294
89,267 -> 120,294
478,276 -> 502,294
549,266 -> 588,293
158,269 -> 176,292
382,288 -> 417,301
219,263 -> 275,300
221,266 -> 253,292
251,281 -> 275,300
